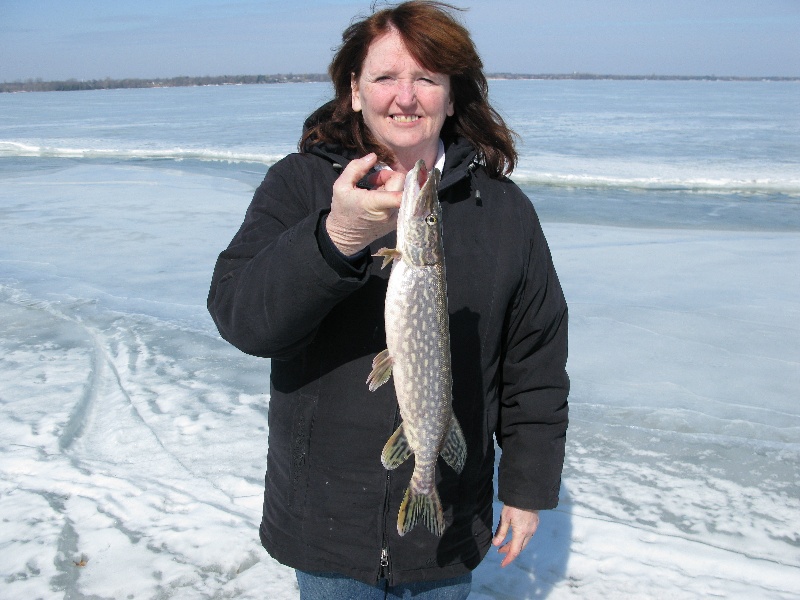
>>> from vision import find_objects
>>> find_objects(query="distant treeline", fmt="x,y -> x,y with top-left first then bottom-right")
489,73 -> 799,82
2,72 -> 798,93
0,74 -> 330,93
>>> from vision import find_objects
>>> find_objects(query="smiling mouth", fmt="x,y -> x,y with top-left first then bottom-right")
392,115 -> 420,123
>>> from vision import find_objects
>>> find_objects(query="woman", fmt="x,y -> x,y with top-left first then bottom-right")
208,2 -> 569,598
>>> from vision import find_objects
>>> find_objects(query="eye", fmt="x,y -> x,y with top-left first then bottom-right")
425,214 -> 437,226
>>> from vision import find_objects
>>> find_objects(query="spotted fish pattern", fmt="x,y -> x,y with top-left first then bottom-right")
367,160 -> 467,537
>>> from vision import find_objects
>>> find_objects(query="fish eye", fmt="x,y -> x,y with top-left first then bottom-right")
425,214 -> 437,226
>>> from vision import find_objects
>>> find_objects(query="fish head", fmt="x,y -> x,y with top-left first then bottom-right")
397,159 -> 443,267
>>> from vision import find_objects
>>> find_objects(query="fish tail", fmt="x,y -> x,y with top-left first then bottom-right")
397,486 -> 445,537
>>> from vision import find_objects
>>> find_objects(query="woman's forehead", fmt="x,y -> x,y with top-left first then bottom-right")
361,30 -> 437,76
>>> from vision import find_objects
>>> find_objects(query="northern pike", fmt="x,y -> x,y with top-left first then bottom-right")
367,159 -> 467,537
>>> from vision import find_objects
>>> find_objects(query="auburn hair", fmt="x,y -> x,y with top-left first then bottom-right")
300,1 -> 517,177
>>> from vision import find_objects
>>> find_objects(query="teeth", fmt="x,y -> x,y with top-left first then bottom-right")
392,115 -> 419,123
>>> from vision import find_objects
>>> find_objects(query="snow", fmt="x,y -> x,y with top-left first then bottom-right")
1,162 -> 798,598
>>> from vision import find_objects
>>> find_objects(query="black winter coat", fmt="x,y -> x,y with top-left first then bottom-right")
207,136 -> 569,585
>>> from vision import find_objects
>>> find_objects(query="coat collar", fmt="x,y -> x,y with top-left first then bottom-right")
306,135 -> 478,194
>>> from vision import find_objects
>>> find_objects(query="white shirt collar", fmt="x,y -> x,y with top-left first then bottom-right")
433,138 -> 446,174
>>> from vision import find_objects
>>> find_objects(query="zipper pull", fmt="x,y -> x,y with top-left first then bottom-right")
379,546 -> 390,581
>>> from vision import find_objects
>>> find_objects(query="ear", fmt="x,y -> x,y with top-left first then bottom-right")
351,73 -> 362,112
446,88 -> 454,117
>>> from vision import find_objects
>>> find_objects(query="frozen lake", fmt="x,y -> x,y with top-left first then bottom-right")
1,81 -> 799,598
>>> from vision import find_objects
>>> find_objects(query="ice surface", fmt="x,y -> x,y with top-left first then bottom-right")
1,158 -> 799,599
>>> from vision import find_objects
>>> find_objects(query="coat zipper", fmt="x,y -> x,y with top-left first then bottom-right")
379,472 -> 392,582
378,405 -> 400,583
380,546 -> 390,577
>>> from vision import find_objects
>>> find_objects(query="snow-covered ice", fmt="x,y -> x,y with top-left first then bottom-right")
1,160 -> 797,599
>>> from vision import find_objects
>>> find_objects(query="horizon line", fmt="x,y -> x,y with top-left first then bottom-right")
2,72 -> 798,93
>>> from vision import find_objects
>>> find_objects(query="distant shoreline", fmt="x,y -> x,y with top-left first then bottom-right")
2,73 -> 798,93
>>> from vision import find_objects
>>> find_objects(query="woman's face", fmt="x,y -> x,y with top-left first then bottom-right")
351,29 -> 454,172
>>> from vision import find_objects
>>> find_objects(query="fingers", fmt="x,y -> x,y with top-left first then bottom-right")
492,509 -> 519,568
327,154 -> 403,255
492,506 -> 540,568
365,187 -> 403,213
336,152 -> 378,188
492,513 -> 511,548
334,155 -> 402,213
368,169 -> 405,193
496,530 -> 530,568
337,154 -> 403,195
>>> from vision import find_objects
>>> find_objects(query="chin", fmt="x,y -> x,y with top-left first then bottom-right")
384,136 -> 432,154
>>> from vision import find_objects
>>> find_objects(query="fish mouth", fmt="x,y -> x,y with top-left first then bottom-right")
403,159 -> 439,218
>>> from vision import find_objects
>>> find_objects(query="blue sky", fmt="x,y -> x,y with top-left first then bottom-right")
1,0 -> 798,81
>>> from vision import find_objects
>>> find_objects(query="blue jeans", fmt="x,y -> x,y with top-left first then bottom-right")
295,570 -> 472,600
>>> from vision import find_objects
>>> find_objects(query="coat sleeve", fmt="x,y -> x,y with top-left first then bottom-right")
496,202 -> 569,510
207,155 -> 368,359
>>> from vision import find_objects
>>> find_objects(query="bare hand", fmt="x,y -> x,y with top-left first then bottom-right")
492,505 -> 540,568
326,153 -> 405,256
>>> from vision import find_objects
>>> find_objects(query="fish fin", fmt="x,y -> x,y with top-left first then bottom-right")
397,486 -> 445,537
373,247 -> 401,269
366,349 -> 393,391
440,415 -> 467,474
381,424 -> 412,469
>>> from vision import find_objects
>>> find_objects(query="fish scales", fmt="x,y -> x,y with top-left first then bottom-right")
386,260 -> 450,477
367,159 -> 467,538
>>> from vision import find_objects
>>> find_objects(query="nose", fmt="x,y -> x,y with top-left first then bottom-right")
395,79 -> 416,106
